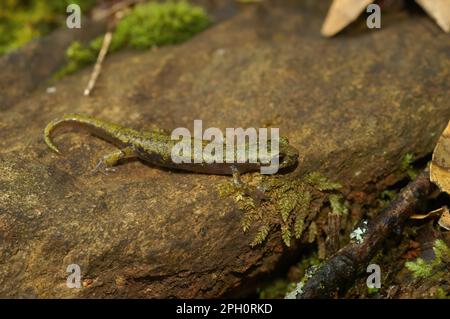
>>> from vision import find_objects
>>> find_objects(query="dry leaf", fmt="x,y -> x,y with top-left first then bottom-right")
322,0 -> 450,37
438,207 -> 450,230
410,206 -> 450,231
321,0 -> 373,37
415,0 -> 450,33
410,206 -> 447,220
430,120 -> 450,194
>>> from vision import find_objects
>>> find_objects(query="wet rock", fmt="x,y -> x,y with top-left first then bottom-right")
0,1 -> 449,297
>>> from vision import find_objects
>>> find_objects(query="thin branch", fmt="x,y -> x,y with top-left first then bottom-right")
297,166 -> 433,298
83,31 -> 113,96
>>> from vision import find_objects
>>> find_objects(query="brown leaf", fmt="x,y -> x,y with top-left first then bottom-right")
415,0 -> 450,33
322,0 -> 450,37
321,0 -> 374,37
410,206 -> 450,231
410,206 -> 447,220
438,207 -> 450,230
430,120 -> 450,194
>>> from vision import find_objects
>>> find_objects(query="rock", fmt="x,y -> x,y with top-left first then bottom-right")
0,20 -> 105,111
0,1 -> 449,298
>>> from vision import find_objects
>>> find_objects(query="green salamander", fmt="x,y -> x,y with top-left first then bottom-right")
44,114 -> 299,180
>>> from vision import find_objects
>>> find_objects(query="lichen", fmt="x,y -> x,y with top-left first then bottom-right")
349,220 -> 368,244
285,264 -> 320,299
55,1 -> 210,78
405,239 -> 450,279
216,171 -> 343,247
259,252 -> 321,299
284,282 -> 303,299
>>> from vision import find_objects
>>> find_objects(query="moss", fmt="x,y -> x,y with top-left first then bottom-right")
0,0 -> 95,55
436,287 -> 448,299
433,239 -> 450,261
329,194 -> 349,215
401,153 -> 418,180
258,279 -> 296,299
260,252 -> 320,299
405,258 -> 434,278
378,189 -> 397,208
367,287 -> 380,295
113,1 -> 210,49
405,239 -> 450,279
53,41 -> 98,79
55,1 -> 210,78
216,172 -> 342,247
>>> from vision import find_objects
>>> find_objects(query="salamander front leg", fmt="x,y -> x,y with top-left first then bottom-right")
93,146 -> 136,174
231,166 -> 267,202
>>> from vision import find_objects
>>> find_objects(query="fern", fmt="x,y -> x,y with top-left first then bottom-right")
217,171 -> 344,247
281,224 -> 291,247
251,224 -> 270,247
304,172 -> 341,191
241,210 -> 254,232
294,216 -> 305,239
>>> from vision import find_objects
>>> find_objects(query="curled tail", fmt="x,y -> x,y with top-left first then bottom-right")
44,114 -> 137,153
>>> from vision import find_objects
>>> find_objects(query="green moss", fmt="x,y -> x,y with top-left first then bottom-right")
378,189 -> 397,208
113,1 -> 210,49
405,258 -> 434,278
405,239 -> 450,279
367,287 -> 380,295
258,279 -> 296,299
53,41 -> 98,78
0,0 -> 95,55
329,194 -> 349,215
259,252 -> 320,299
216,172 -> 342,247
401,153 -> 418,180
436,287 -> 448,299
55,1 -> 210,78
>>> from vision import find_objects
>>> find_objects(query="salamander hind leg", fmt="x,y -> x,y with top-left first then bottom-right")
93,147 -> 137,174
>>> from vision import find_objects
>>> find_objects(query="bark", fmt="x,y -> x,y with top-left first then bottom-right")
298,167 -> 433,299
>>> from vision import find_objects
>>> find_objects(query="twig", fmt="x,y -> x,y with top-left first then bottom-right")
297,166 -> 433,298
325,212 -> 341,256
83,31 -> 112,96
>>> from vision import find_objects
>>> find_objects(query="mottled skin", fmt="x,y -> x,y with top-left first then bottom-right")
44,114 -> 299,179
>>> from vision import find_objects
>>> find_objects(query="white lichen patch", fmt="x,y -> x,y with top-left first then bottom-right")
350,220 -> 368,244
284,264 -> 319,299
285,282 -> 304,299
